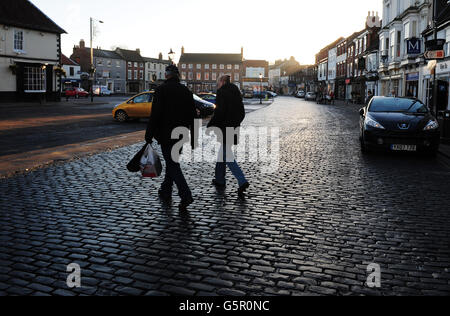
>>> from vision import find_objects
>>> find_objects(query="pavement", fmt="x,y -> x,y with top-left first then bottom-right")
0,96 -> 450,296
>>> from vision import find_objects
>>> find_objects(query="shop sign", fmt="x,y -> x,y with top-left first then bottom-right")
406,72 -> 419,81
436,61 -> 450,75
406,38 -> 421,55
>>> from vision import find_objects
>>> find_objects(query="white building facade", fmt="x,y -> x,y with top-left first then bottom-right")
327,47 -> 337,93
379,0 -> 432,102
0,2 -> 66,102
144,55 -> 171,90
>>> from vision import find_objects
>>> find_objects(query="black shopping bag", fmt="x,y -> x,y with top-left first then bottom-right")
127,144 -> 148,173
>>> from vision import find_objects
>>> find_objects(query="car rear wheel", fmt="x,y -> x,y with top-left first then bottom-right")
115,110 -> 128,122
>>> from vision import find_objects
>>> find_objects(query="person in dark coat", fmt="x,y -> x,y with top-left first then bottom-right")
145,65 -> 197,210
207,75 -> 249,197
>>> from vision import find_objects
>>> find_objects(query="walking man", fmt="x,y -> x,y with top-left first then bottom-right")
208,75 -> 250,198
145,65 -> 197,210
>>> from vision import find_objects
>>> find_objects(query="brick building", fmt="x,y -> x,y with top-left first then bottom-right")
178,46 -> 244,93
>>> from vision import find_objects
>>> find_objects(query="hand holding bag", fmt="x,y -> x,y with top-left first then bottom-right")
140,144 -> 162,178
127,144 -> 148,173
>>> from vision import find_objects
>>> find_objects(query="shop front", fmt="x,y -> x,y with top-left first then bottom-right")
436,60 -> 450,110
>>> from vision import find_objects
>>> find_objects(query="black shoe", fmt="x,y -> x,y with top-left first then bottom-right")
238,182 -> 250,197
179,197 -> 194,210
212,179 -> 226,188
158,190 -> 172,202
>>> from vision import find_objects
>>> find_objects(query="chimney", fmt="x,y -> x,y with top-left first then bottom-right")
241,46 -> 244,57
136,48 -> 141,55
80,39 -> 85,49
159,52 -> 163,60
181,46 -> 185,55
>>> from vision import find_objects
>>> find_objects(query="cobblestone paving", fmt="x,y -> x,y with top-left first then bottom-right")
1,97 -> 450,296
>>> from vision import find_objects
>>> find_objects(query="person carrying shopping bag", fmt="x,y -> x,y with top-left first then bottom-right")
208,75 -> 250,198
145,65 -> 197,210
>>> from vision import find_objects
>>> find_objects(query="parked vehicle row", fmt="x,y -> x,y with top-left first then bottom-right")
242,90 -> 277,99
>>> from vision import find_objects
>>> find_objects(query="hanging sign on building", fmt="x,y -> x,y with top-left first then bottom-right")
406,38 -> 421,55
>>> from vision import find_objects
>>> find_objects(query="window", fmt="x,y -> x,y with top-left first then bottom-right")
134,70 -> 138,79
412,21 -> 417,38
134,62 -> 138,67
133,94 -> 152,103
196,73 -> 201,81
188,72 -> 193,80
196,64 -> 201,69
116,72 -> 121,79
220,64 -> 224,69
212,64 -> 217,69
107,60 -> 112,67
204,73 -> 210,80
140,70 -> 144,80
24,66 -> 46,92
396,31 -> 401,57
227,64 -> 232,70
181,72 -> 187,80
205,64 -> 210,70
116,60 -> 120,67
182,64 -> 186,69
234,73 -> 239,81
140,63 -> 143,68
212,73 -> 217,81
128,70 -> 132,79
128,62 -> 132,67
404,22 -> 410,39
97,59 -> 103,66
235,64 -> 239,70
14,30 -> 24,51
69,67 -> 74,77
189,64 -> 193,69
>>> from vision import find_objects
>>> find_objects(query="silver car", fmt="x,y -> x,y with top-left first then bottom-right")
305,92 -> 316,101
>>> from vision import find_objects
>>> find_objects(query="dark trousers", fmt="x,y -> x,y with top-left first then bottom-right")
160,143 -> 192,200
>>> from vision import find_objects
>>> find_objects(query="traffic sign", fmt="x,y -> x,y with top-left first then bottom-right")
424,50 -> 445,60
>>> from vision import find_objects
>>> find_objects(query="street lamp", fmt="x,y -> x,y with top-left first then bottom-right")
259,73 -> 263,104
169,48 -> 175,65
90,17 -> 104,102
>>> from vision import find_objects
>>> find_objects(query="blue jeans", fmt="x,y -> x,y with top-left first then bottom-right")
160,143 -> 192,200
215,145 -> 247,187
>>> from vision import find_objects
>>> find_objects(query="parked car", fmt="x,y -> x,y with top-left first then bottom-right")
113,92 -> 154,122
65,87 -> 89,99
296,90 -> 305,98
359,97 -> 440,155
305,92 -> 316,101
267,91 -> 278,98
243,90 -> 254,99
194,94 -> 216,117
94,86 -> 112,96
198,92 -> 216,105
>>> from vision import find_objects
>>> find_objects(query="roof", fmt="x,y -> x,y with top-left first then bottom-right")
93,49 -> 122,60
61,54 -> 79,66
115,48 -> 144,62
179,53 -> 243,64
0,0 -> 66,34
143,57 -> 171,64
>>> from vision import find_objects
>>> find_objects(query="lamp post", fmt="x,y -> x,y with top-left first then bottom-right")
90,17 -> 104,102
259,73 -> 263,104
432,0 -> 438,114
169,48 -> 175,65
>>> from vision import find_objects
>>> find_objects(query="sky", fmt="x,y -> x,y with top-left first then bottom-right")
31,0 -> 383,65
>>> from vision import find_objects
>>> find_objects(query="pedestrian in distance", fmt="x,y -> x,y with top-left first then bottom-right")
208,75 -> 250,198
365,90 -> 374,105
145,65 -> 197,210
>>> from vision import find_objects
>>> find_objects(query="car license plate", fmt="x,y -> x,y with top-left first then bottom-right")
391,144 -> 417,152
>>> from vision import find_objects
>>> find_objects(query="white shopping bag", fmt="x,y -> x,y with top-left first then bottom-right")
139,144 -> 162,178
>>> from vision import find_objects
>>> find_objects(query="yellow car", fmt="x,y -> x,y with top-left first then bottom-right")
113,91 -> 154,122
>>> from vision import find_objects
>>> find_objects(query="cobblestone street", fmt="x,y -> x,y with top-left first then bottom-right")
1,97 -> 450,296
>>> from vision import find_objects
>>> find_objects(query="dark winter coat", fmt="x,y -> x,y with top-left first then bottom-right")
207,83 -> 245,145
145,77 -> 197,147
